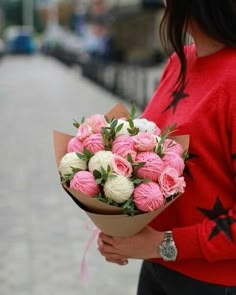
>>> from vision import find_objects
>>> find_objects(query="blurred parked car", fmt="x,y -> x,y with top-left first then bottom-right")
41,24 -> 84,66
4,26 -> 37,54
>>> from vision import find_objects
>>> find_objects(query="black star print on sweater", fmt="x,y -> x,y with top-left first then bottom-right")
163,84 -> 189,113
184,153 -> 198,179
198,197 -> 236,241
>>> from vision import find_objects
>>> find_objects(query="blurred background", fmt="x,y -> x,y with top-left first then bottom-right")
0,0 -> 166,294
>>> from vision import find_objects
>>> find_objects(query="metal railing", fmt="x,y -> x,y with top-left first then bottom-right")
81,60 -> 164,110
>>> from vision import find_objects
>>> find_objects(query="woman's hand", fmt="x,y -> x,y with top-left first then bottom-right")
97,226 -> 164,265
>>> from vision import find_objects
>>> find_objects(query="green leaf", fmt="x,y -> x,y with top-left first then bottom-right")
73,119 -> 80,128
133,127 -> 140,135
154,143 -> 163,156
96,178 -> 103,184
64,173 -> 73,177
107,198 -> 114,205
109,174 -> 117,179
127,128 -> 134,135
101,166 -> 107,175
104,115 -> 110,124
93,170 -> 102,179
81,116 -> 85,124
83,147 -> 92,159
127,127 -> 139,136
76,152 -> 86,160
110,119 -> 118,129
61,173 -> 73,184
122,199 -> 136,216
130,102 -> 136,119
133,178 -> 143,185
61,178 -> 69,184
161,123 -> 177,139
169,123 -> 177,132
102,127 -> 110,136
71,167 -> 82,173
122,198 -> 132,209
107,165 -> 111,174
116,123 -> 124,133
133,161 -> 145,168
128,119 -> 134,129
182,149 -> 189,160
127,153 -> 133,163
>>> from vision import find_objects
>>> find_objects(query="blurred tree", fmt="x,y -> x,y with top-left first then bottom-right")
1,0 -> 45,32
2,0 -> 23,26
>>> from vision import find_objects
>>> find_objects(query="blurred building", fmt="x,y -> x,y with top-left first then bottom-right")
36,0 -> 75,30
105,0 -> 165,65
71,0 -> 165,65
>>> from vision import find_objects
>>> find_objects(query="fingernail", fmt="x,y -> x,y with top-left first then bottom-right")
122,260 -> 128,265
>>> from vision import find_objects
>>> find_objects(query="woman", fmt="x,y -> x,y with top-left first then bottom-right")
97,1 -> 236,294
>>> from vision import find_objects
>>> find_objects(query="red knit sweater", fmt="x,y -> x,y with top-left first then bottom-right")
142,44 -> 236,286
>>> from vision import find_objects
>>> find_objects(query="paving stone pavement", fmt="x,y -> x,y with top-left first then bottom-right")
0,54 -> 160,295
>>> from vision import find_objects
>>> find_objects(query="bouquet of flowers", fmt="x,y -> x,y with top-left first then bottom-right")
54,103 -> 189,237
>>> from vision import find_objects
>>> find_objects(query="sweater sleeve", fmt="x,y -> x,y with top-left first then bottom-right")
172,87 -> 236,262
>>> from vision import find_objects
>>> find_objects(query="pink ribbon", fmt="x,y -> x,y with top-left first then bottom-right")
80,223 -> 101,287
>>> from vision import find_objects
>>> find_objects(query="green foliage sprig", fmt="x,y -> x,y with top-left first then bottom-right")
73,117 -> 85,128
102,118 -> 124,150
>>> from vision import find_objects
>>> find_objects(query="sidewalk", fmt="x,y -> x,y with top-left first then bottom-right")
0,55 -> 148,295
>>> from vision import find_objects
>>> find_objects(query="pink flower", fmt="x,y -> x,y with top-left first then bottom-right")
162,152 -> 185,176
67,137 -> 83,153
83,133 -> 105,154
162,138 -> 183,155
77,123 -> 93,140
159,167 -> 186,197
133,182 -> 164,212
112,135 -> 136,159
85,114 -> 107,133
136,152 -> 164,182
111,154 -> 133,177
133,132 -> 156,152
70,171 -> 100,197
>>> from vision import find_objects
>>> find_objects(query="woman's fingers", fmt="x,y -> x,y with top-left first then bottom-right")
99,233 -> 114,245
101,252 -> 127,260
98,237 -> 116,253
105,257 -> 129,266
98,237 -> 128,261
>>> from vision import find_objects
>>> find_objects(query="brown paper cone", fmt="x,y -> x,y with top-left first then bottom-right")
53,103 -> 190,237
86,197 -> 178,237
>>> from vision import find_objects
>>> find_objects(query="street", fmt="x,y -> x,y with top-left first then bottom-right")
0,54 -> 143,295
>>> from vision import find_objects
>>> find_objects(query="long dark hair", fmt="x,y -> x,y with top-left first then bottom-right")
160,0 -> 236,91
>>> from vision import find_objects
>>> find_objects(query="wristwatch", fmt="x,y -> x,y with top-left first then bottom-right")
159,231 -> 178,261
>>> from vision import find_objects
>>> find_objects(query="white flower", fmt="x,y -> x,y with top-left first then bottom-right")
88,151 -> 113,173
59,152 -> 87,178
104,175 -> 134,204
133,118 -> 160,134
133,118 -> 148,132
115,119 -> 130,137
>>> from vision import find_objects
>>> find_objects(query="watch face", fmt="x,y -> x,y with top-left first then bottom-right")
160,244 -> 177,261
